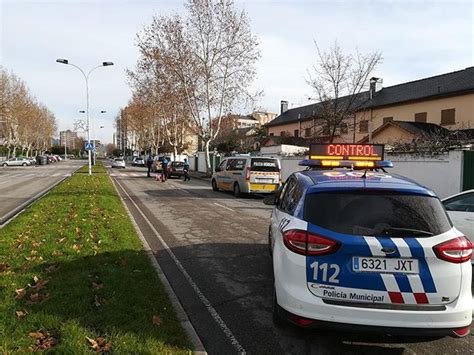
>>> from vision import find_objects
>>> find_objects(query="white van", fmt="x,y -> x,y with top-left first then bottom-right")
211,156 -> 281,197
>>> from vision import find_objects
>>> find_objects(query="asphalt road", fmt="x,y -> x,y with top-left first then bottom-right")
0,160 -> 84,225
109,165 -> 474,354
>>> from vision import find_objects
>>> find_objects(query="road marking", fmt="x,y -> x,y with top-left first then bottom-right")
213,202 -> 235,212
113,177 -> 245,353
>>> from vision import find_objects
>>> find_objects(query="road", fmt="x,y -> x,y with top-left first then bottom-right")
0,160 -> 83,225
109,165 -> 474,354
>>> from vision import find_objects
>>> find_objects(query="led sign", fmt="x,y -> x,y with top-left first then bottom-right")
310,144 -> 384,161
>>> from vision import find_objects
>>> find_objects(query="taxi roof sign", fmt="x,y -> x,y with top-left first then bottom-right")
310,143 -> 384,161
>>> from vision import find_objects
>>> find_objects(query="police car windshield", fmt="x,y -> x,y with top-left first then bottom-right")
304,191 -> 451,237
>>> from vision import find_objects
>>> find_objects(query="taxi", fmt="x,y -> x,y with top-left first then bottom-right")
266,143 -> 472,337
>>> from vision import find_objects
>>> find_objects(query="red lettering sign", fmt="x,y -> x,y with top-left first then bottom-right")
310,144 -> 384,160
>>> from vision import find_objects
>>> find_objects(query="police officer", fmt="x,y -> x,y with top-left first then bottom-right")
146,152 -> 154,177
183,158 -> 190,181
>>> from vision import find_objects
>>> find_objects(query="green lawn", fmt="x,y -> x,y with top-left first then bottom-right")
0,162 -> 192,353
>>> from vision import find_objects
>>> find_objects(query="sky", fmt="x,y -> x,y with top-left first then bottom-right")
1,0 -> 473,145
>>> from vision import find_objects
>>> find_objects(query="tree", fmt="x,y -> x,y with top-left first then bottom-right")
133,0 -> 260,173
105,143 -> 117,156
307,42 -> 382,142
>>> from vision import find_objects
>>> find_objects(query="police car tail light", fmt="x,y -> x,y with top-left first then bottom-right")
433,236 -> 473,263
283,229 -> 339,256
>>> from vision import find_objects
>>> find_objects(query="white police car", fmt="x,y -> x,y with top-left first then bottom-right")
266,144 -> 472,337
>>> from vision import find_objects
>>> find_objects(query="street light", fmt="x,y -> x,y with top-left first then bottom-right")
56,58 -> 114,175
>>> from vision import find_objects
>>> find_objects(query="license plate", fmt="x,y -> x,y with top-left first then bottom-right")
353,257 -> 419,274
255,178 -> 272,183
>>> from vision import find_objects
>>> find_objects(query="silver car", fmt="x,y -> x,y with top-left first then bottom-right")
442,190 -> 474,263
211,156 -> 281,197
1,157 -> 31,167
112,158 -> 126,169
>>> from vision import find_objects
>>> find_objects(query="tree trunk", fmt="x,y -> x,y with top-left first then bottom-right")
204,139 -> 211,175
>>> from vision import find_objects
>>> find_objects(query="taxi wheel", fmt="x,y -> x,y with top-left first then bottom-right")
211,179 -> 219,191
233,183 -> 241,198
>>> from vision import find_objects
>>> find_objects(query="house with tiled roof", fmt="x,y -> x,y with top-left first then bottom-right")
265,67 -> 474,144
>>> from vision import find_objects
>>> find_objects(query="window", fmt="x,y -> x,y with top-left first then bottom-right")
383,117 -> 393,124
278,178 -> 301,215
441,108 -> 455,125
443,192 -> 474,213
217,160 -> 227,171
340,123 -> 348,134
226,158 -> 246,171
269,132 -> 274,136
414,112 -> 427,123
359,120 -> 368,133
304,192 -> 451,236
304,128 -> 311,137
251,158 -> 280,172
280,131 -> 285,136
294,129 -> 299,137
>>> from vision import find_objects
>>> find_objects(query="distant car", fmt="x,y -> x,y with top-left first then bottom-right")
47,155 -> 57,163
167,161 -> 185,178
28,157 -> 36,165
112,158 -> 126,169
442,190 -> 474,263
1,157 -> 31,167
134,157 -> 145,167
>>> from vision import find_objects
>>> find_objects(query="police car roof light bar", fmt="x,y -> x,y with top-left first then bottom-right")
298,159 -> 393,169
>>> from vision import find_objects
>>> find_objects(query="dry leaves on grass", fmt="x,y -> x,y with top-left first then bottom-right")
27,292 -> 50,304
15,288 -> 26,299
0,262 -> 10,272
58,237 -> 67,244
152,315 -> 162,326
29,331 -> 58,351
93,295 -> 108,307
91,281 -> 104,290
45,263 -> 60,273
16,310 -> 28,319
86,336 -> 112,353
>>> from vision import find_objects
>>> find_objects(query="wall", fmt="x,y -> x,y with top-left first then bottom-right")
261,144 -> 308,156
371,125 -> 415,144
387,150 -> 464,198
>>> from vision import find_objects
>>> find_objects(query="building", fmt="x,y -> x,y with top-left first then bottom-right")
59,130 -> 78,149
266,67 -> 474,143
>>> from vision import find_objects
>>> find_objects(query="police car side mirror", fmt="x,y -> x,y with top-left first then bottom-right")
263,194 -> 277,205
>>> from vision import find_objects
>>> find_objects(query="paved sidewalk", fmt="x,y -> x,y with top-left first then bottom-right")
189,170 -> 211,182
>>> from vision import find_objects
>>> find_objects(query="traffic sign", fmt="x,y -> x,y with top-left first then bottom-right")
85,142 -> 95,151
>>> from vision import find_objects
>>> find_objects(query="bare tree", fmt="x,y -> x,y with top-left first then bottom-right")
307,42 -> 382,142
134,0 -> 260,173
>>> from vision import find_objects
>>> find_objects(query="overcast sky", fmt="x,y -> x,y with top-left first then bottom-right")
1,0 -> 472,144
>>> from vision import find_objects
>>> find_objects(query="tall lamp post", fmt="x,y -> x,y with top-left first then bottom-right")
56,59 -> 113,175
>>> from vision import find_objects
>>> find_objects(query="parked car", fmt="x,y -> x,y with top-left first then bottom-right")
28,157 -> 37,165
112,158 -> 126,169
442,190 -> 474,263
211,156 -> 281,197
133,157 -> 145,167
47,155 -> 57,163
167,161 -> 185,178
1,157 -> 32,167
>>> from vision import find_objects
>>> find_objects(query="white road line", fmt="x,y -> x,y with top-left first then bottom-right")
213,202 -> 235,212
113,177 -> 245,353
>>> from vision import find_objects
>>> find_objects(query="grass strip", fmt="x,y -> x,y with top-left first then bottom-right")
0,162 -> 192,353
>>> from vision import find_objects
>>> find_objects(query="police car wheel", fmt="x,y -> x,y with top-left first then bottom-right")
268,227 -> 273,257
233,183 -> 241,197
272,287 -> 286,327
211,179 -> 219,191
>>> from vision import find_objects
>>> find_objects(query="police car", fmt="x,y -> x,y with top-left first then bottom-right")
266,144 -> 472,337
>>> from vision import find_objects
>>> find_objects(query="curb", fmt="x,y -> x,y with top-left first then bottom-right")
109,175 -> 207,353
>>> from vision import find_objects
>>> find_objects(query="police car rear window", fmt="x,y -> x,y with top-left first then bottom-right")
304,192 -> 451,237
251,158 -> 279,172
